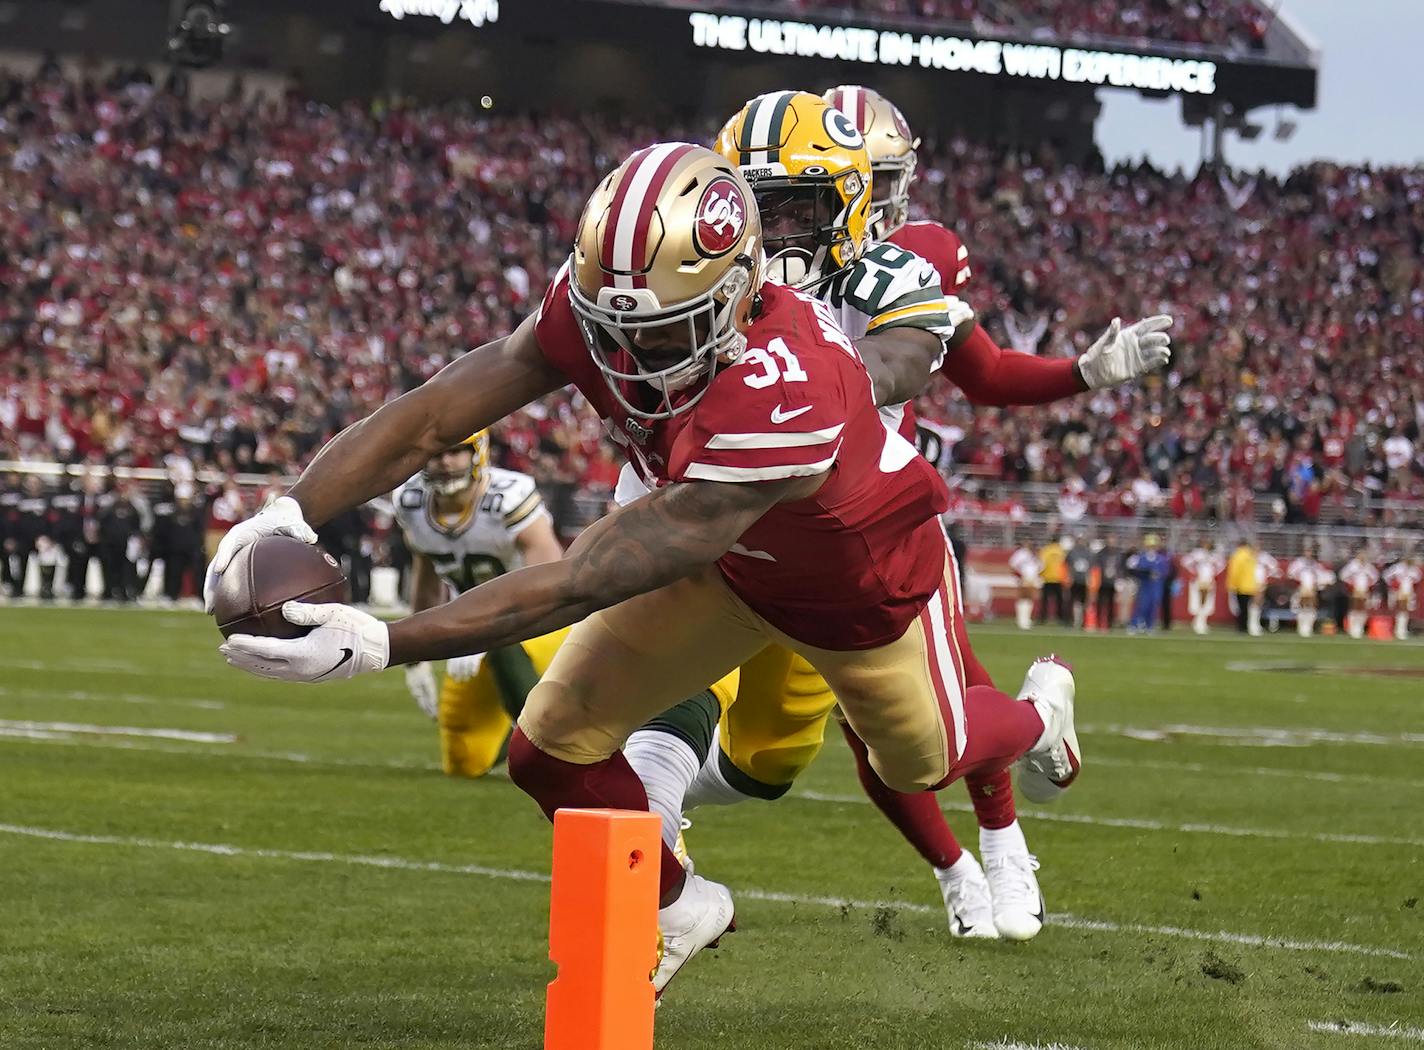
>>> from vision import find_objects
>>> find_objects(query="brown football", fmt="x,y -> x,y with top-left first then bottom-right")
211,535 -> 348,639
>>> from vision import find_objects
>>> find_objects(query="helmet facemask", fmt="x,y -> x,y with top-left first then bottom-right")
422,444 -> 482,498
754,171 -> 866,290
870,152 -> 916,241
570,258 -> 756,421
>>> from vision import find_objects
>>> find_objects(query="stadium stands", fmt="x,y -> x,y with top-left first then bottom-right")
1,68 -> 1420,567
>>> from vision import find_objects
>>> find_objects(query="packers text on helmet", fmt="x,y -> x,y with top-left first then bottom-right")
714,90 -> 871,290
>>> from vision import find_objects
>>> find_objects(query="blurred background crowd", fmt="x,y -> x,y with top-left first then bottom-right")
1,59 -> 1420,600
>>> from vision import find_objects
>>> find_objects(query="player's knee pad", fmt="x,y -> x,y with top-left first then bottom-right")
516,677 -> 622,764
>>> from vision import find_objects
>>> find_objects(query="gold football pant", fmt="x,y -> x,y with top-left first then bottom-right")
440,628 -> 571,778
519,556 -> 969,794
441,625 -> 741,779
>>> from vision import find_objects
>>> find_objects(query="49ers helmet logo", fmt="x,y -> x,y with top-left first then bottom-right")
694,176 -> 747,257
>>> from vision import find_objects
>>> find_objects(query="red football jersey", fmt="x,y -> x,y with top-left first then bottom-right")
534,272 -> 950,650
886,220 -> 971,441
888,221 -> 971,297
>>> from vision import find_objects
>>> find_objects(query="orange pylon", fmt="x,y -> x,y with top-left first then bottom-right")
545,808 -> 661,1050
1367,615 -> 1394,640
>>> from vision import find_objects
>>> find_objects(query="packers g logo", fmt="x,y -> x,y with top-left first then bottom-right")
694,177 -> 747,257
823,107 -> 865,150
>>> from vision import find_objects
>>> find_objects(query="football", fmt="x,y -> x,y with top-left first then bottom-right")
210,535 -> 348,639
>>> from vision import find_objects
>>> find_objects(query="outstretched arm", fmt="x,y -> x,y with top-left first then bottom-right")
941,323 -> 1085,407
385,474 -> 816,664
291,315 -> 564,527
943,316 -> 1174,407
219,473 -> 821,681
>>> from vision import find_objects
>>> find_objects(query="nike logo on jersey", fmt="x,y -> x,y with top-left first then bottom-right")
770,403 -> 814,424
315,647 -> 354,681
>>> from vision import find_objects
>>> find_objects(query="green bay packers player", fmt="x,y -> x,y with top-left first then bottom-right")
624,90 -> 1170,942
396,431 -> 566,777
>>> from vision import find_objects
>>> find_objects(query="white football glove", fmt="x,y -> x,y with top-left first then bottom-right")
405,662 -> 439,720
220,601 -> 390,683
445,653 -> 485,683
203,496 -> 317,613
1075,315 -> 1174,390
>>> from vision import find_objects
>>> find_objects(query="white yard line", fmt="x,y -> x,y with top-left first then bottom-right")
0,822 -> 1411,961
793,790 -> 1424,849
1085,723 -> 1424,748
1307,1021 -> 1424,1042
2,730 -> 1415,848
0,685 -> 225,710
968,1042 -> 1090,1050
0,730 -> 436,770
0,720 -> 236,744
1092,755 -> 1424,790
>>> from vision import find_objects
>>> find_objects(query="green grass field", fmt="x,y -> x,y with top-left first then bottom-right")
1,606 -> 1421,1050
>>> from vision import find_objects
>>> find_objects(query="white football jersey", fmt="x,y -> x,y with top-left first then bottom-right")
1182,548 -> 1225,585
1339,559 -> 1380,596
1384,561 -> 1421,597
394,467 -> 548,593
1009,547 -> 1042,585
1287,557 -> 1333,594
816,240 -> 973,433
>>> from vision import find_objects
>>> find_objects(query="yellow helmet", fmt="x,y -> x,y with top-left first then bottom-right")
423,430 -> 490,497
714,90 -> 871,290
823,85 -> 920,240
569,142 -> 763,421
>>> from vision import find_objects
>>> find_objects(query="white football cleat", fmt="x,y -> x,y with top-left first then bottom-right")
933,853 -> 998,938
984,850 -> 1045,941
653,872 -> 735,997
1015,656 -> 1081,803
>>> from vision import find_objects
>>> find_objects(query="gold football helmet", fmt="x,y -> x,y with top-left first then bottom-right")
423,430 -> 490,497
568,142 -> 763,421
823,85 -> 920,240
714,90 -> 871,290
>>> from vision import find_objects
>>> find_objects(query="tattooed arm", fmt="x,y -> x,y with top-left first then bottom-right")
384,474 -> 819,665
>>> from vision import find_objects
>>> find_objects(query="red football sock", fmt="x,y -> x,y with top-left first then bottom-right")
840,721 -> 962,869
937,685 -> 1044,789
507,728 -> 686,903
964,767 -> 1016,829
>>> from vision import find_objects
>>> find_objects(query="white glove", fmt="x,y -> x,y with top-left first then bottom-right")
220,601 -> 390,682
203,496 -> 317,613
405,662 -> 440,719
1075,315 -> 1174,390
445,653 -> 485,683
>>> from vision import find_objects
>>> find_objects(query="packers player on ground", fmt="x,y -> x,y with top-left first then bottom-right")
395,431 -> 566,777
623,90 -> 1171,941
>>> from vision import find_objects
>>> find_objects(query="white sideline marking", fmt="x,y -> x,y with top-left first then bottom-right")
793,791 -> 1424,850
1086,723 -> 1424,748
0,720 -> 236,744
0,685 -> 225,710
0,822 -> 1410,961
0,657 -> 233,681
2,731 -> 1417,849
969,1042 -> 1089,1050
1092,755 -> 1424,791
1307,1021 -> 1424,1042
0,731 -> 437,771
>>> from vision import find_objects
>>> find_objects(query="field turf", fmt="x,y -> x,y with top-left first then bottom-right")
1,605 -> 1421,1050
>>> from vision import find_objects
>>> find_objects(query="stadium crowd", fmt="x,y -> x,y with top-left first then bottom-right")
748,0 -> 1270,50
2,67 -> 1422,580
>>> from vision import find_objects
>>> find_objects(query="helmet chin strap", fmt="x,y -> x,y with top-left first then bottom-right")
767,250 -> 810,286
